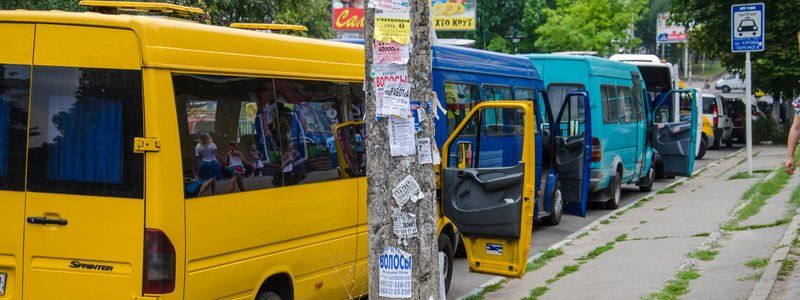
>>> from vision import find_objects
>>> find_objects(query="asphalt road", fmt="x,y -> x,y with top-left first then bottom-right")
446,146 -> 742,299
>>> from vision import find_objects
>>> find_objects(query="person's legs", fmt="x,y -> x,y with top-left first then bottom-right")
236,175 -> 246,191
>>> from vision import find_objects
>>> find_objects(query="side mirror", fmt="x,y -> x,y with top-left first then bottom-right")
456,141 -> 473,169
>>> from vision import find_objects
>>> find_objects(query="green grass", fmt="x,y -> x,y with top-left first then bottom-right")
724,169 -> 790,230
521,286 -> 549,300
727,218 -> 791,231
546,264 -> 580,284
779,259 -> 796,277
745,257 -> 769,269
655,206 -> 670,212
691,232 -> 711,237
643,267 -> 701,300
575,232 -> 589,240
728,171 -> 752,180
640,220 -> 648,224
463,279 -> 507,300
600,220 -> 611,225
688,249 -> 720,261
579,242 -> 616,261
657,186 -> 676,194
526,248 -> 564,272
615,234 -> 629,242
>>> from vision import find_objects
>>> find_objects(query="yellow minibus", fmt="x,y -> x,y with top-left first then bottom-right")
0,2 -> 534,299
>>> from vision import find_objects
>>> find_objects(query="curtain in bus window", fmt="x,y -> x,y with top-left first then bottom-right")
546,84 -> 583,121
47,97 -> 123,183
27,66 -> 143,198
618,86 -> 634,123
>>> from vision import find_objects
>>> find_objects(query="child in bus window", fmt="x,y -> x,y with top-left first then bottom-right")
226,142 -> 252,193
250,144 -> 264,177
194,132 -> 222,196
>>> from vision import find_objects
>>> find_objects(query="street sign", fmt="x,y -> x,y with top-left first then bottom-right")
731,3 -> 765,52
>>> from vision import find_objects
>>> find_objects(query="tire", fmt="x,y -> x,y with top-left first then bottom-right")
638,164 -> 655,192
541,181 -> 563,226
712,129 -> 722,149
722,86 -> 731,93
255,291 -> 282,300
697,137 -> 707,160
438,234 -> 454,294
605,172 -> 622,209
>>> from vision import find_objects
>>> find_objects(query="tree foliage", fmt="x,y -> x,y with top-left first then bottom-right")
534,0 -> 648,56
669,0 -> 800,97
0,0 -> 333,38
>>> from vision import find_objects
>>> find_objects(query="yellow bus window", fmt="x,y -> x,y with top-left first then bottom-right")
0,65 -> 30,191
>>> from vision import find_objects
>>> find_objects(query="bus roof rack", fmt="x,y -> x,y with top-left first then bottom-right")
78,1 -> 206,19
230,23 -> 308,33
551,51 -> 599,56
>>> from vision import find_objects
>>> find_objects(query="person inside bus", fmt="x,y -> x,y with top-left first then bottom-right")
194,132 -> 222,196
226,141 -> 253,193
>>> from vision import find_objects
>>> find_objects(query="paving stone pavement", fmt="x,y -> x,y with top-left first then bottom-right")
480,146 -> 797,300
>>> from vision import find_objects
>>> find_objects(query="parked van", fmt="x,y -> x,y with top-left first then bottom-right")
525,54 -> 654,209
0,3 -> 538,299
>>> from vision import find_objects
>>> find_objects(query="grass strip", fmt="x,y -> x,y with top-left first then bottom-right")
642,267 -> 701,300
526,248 -> 564,272
723,168 -> 790,230
463,279 -> 507,300
779,259 -> 797,277
745,257 -> 769,269
522,286 -> 549,300
546,264 -> 580,284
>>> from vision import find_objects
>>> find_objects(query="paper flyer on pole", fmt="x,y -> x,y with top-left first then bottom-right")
388,117 -> 416,157
378,247 -> 413,298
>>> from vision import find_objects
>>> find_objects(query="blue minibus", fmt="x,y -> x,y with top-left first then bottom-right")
525,54 -> 698,208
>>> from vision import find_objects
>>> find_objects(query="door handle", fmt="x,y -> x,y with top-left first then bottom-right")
27,216 -> 68,226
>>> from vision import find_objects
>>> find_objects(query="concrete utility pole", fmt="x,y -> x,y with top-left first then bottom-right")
365,0 -> 440,299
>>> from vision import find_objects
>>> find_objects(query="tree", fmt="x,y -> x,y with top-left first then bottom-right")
534,0 -> 648,56
634,0 -> 669,54
669,0 -> 800,98
0,0 -> 333,38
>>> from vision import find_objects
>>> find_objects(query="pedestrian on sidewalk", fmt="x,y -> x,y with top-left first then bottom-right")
785,95 -> 800,175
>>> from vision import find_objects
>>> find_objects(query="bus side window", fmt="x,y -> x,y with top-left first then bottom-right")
618,86 -> 634,123
602,85 -> 619,124
444,82 -> 479,134
174,75 -> 284,198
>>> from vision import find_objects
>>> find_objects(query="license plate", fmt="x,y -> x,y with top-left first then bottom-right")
0,272 -> 6,296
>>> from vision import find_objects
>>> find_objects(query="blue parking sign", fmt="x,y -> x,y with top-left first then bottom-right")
732,3 -> 765,52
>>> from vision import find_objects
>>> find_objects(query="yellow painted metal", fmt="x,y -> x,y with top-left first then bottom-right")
0,23 -> 33,300
33,24 -> 140,70
0,23 -> 34,65
79,0 -> 206,18
230,23 -> 309,32
441,101 -> 536,278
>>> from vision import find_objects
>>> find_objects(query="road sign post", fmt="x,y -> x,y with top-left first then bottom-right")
732,3 -> 765,177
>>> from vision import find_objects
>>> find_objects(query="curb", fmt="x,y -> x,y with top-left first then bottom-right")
748,207 -> 800,300
455,149 -> 746,300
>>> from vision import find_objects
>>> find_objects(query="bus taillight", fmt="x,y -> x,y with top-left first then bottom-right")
144,228 -> 176,294
591,137 -> 601,163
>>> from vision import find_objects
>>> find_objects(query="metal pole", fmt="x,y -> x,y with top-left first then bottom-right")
746,51 -> 753,176
684,41 -> 689,80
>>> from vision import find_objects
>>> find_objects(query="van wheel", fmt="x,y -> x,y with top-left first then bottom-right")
605,173 -> 622,209
725,137 -> 734,148
256,291 -> 281,300
542,182 -> 563,226
712,129 -> 722,149
638,165 -> 655,192
438,234 -> 454,294
722,86 -> 731,93
697,137 -> 708,160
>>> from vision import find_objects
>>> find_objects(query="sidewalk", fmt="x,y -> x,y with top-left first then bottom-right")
474,146 -> 800,300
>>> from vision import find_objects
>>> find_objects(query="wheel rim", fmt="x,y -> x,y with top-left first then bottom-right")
441,250 -> 450,277
615,179 -> 622,205
553,189 -> 563,218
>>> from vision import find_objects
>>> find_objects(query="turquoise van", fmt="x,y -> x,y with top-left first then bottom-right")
524,54 -> 698,208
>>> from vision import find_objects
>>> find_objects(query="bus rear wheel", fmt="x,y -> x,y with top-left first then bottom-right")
438,234 -> 454,294
256,292 -> 281,300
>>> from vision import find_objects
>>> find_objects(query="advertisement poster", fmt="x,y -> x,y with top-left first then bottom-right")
332,0 -> 477,31
332,0 -> 365,31
656,13 -> 687,43
431,0 -> 477,30
378,247 -> 413,298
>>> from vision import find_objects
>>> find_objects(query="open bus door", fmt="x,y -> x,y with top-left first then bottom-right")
554,91 -> 592,217
441,101 -> 535,278
651,89 -> 698,177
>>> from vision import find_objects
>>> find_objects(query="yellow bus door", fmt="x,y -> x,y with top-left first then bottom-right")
441,101 -> 535,278
21,24 -> 146,299
0,23 -> 34,299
